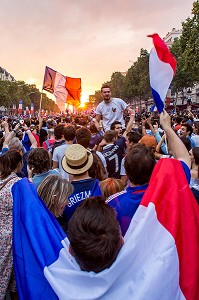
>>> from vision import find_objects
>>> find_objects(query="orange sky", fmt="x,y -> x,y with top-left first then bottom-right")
0,0 -> 194,103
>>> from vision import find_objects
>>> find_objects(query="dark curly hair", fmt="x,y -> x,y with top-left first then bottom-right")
28,147 -> 51,174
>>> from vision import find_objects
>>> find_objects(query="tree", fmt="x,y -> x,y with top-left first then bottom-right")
171,1 -> 199,91
124,48 -> 151,108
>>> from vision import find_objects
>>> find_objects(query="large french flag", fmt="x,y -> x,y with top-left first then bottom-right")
148,34 -> 176,113
12,159 -> 199,299
42,66 -> 81,107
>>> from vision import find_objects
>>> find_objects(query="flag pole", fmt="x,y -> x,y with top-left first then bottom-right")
39,91 -> 43,111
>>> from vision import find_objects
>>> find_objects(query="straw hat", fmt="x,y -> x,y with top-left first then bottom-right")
62,144 -> 93,175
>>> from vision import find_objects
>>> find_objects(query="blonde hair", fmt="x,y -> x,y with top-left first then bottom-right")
100,178 -> 124,199
38,175 -> 73,217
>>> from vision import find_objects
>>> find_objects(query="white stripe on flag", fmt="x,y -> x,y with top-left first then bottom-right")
149,48 -> 174,102
53,72 -> 68,103
44,203 -> 185,300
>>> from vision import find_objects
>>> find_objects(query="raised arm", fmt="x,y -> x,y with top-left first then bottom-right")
123,109 -> 135,138
160,110 -> 191,168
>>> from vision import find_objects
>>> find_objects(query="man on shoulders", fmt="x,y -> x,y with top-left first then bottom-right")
95,85 -> 129,132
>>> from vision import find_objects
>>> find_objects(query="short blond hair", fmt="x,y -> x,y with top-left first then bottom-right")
38,175 -> 73,217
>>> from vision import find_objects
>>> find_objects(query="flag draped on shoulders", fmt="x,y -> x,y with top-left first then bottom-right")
148,33 -> 176,113
42,66 -> 81,107
12,158 -> 199,299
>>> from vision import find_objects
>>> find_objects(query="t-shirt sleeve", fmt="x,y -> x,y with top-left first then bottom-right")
120,99 -> 128,110
95,104 -> 102,115
180,161 -> 191,184
52,148 -> 58,162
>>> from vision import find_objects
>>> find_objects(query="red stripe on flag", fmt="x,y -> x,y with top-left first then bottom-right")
65,77 -> 81,106
148,33 -> 177,73
141,158 -> 199,300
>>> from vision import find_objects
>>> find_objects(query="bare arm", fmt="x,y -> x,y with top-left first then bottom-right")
3,123 -> 21,148
52,161 -> 59,169
23,124 -> 37,149
94,114 -> 101,131
123,109 -> 135,139
160,110 -> 191,168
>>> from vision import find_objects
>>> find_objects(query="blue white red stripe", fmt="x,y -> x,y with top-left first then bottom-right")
148,34 -> 176,113
12,157 -> 199,299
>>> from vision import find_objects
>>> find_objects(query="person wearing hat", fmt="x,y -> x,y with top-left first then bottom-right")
62,144 -> 102,227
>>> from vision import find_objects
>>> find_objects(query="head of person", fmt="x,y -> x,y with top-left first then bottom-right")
54,124 -> 65,140
110,121 -> 123,137
28,147 -> 51,175
124,144 -> 156,185
63,125 -> 76,142
68,196 -> 123,273
76,127 -> 91,148
190,147 -> 199,166
62,144 -> 93,177
0,150 -> 23,180
8,137 -> 23,153
180,136 -> 191,152
88,152 -> 105,181
193,121 -> 199,135
47,128 -> 55,139
101,84 -> 111,102
104,130 -> 117,144
38,175 -> 73,217
89,124 -> 99,134
138,135 -> 157,152
180,123 -> 193,137
126,131 -> 141,150
100,178 -> 124,199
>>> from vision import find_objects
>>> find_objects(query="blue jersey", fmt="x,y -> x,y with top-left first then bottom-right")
107,160 -> 191,236
102,136 -> 126,178
64,178 -> 101,226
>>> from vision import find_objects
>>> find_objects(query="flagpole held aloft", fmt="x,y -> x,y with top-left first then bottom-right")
39,92 -> 43,111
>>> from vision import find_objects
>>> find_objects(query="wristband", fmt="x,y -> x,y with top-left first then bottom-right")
26,129 -> 31,133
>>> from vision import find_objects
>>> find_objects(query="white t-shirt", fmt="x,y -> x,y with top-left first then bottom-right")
52,143 -> 70,180
96,98 -> 128,131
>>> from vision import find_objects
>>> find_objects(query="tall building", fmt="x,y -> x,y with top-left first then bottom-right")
0,66 -> 15,81
163,28 -> 182,47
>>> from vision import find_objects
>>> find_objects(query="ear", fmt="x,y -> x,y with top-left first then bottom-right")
69,244 -> 75,257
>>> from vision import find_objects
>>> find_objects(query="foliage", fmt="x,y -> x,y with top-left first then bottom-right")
171,1 -> 199,91
0,79 -> 59,113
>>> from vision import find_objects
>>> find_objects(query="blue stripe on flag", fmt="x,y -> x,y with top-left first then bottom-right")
12,178 -> 66,299
151,87 -> 164,113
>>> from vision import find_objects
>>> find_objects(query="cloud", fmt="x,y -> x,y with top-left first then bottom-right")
0,0 -> 194,95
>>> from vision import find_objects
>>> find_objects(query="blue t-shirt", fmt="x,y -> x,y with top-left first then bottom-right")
64,178 -> 101,225
107,161 -> 190,236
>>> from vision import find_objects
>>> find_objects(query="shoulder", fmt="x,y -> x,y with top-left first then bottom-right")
106,189 -> 127,204
112,98 -> 128,107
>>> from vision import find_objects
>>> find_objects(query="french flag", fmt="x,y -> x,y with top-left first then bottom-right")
148,34 -> 176,113
18,99 -> 23,114
42,66 -> 81,107
12,158 -> 199,299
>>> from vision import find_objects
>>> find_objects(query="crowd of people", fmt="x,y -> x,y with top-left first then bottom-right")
0,84 -> 199,299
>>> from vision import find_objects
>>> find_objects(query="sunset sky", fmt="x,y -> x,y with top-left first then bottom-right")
0,0 -> 194,103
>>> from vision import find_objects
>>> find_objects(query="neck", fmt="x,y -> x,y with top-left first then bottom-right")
65,140 -> 74,145
192,162 -> 198,170
72,172 -> 90,181
104,98 -> 112,104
